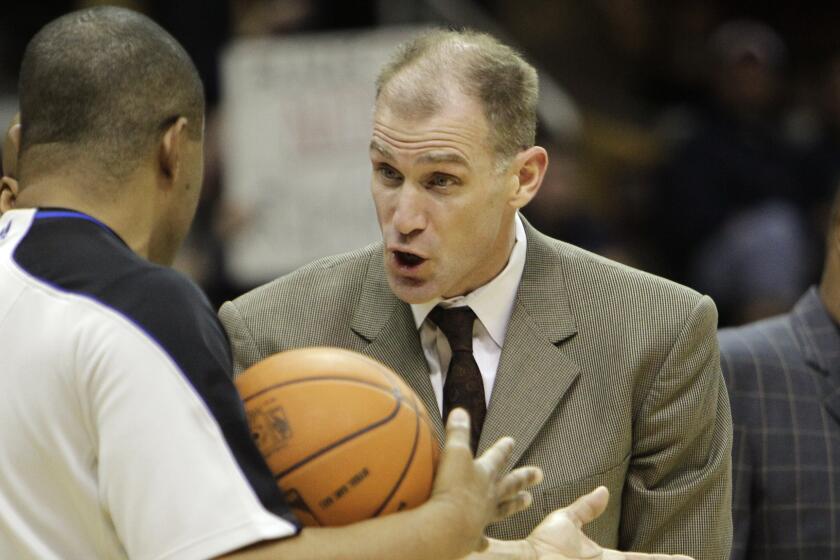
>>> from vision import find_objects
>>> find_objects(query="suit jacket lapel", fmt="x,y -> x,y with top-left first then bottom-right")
477,222 -> 580,467
792,288 -> 840,424
350,249 -> 445,443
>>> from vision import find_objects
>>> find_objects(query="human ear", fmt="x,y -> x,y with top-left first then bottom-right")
0,177 -> 20,213
158,117 -> 189,184
2,121 -> 21,178
509,146 -> 548,209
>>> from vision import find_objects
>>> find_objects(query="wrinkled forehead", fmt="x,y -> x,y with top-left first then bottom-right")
371,88 -> 494,166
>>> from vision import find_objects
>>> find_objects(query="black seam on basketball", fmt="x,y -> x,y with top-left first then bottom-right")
242,375 -> 396,403
397,394 -> 421,414
372,391 -> 423,517
273,394 -> 403,481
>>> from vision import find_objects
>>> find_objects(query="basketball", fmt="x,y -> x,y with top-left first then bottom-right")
235,347 -> 440,527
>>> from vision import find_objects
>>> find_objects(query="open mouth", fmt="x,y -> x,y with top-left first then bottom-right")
393,250 -> 426,269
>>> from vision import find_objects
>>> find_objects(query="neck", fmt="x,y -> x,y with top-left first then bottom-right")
16,173 -> 157,259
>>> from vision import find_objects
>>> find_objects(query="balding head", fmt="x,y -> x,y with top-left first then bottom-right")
18,7 -> 204,181
375,30 -> 539,161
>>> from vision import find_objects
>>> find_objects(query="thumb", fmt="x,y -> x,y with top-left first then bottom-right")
442,408 -> 472,455
563,486 -> 610,529
432,408 -> 473,490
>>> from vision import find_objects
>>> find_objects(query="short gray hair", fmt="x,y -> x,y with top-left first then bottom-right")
375,29 -> 539,160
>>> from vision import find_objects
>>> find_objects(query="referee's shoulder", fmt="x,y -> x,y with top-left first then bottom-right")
107,262 -> 219,345
130,263 -> 211,310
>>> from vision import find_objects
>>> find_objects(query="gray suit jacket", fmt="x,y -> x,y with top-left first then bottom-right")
220,222 -> 732,559
720,288 -> 840,560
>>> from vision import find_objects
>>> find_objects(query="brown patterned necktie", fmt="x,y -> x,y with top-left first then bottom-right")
430,305 -> 486,453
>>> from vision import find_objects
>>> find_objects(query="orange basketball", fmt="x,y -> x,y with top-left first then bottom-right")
235,347 -> 440,527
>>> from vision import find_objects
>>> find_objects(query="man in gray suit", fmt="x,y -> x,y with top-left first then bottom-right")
721,188 -> 840,559
221,30 -> 731,559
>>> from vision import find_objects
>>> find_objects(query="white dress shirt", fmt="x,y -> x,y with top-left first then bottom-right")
410,214 -> 527,416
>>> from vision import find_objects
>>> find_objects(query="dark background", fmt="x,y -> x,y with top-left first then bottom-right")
3,0 -> 838,326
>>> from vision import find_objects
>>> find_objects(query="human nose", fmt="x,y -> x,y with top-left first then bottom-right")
392,183 -> 427,236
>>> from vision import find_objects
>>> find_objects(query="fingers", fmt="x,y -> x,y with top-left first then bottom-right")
562,486 -> 610,529
495,490 -> 533,520
491,464 -> 541,522
496,466 -> 543,502
603,551 -> 695,560
475,435 -> 515,479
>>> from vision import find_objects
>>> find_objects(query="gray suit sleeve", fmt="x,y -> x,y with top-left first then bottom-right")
719,337 -> 751,560
218,300 -> 262,378
621,295 -> 734,559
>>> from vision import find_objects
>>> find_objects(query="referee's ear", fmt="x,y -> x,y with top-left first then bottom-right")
158,116 -> 189,185
0,177 -> 19,214
2,117 -> 20,179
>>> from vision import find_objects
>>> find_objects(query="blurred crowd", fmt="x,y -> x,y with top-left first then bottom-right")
3,0 -> 840,327
509,1 -> 840,326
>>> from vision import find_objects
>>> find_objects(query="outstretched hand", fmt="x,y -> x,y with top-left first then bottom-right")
527,487 -> 695,560
431,408 -> 543,556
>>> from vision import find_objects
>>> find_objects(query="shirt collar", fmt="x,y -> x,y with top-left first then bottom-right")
410,213 -> 527,346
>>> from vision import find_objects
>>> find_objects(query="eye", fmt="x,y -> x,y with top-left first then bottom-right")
375,164 -> 403,184
427,174 -> 458,189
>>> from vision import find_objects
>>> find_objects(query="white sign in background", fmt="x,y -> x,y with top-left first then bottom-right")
221,27 -> 425,285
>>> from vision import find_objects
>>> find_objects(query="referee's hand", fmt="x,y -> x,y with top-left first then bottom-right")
429,408 -> 543,558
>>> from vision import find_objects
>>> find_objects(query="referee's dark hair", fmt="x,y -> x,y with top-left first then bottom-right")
18,6 -> 204,181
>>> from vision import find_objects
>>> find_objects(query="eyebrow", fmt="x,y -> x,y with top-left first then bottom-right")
417,151 -> 469,166
369,140 -> 394,160
368,140 -> 469,167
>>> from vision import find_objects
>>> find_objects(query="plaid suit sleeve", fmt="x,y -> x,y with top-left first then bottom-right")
716,290 -> 840,559
719,338 -> 752,560
729,429 -> 751,560
621,295 -> 734,559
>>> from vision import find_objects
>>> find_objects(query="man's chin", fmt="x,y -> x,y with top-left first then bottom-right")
385,273 -> 439,305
